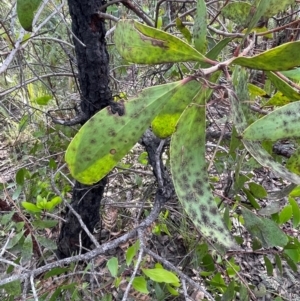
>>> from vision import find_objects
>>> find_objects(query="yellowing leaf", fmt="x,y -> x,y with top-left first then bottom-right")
267,71 -> 300,100
66,80 -> 191,184
232,41 -> 300,71
151,80 -> 201,138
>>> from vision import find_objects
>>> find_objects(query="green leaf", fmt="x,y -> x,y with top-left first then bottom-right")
202,254 -> 215,272
16,168 -> 26,186
22,201 -> 42,213
248,182 -> 267,199
203,38 -> 232,68
21,234 -> 33,263
275,254 -> 283,276
267,71 -> 300,100
243,102 -> 300,141
248,83 -> 269,98
107,257 -> 118,277
0,280 -> 21,296
258,202 -> 280,216
45,196 -> 62,211
44,267 -> 70,279
7,231 -> 25,249
241,207 -> 288,248
221,280 -> 235,301
265,91 -> 291,106
18,114 -> 30,132
281,68 -> 300,81
142,268 -> 180,285
170,103 -> 238,250
34,95 -> 52,105
209,272 -> 226,291
239,285 -> 249,301
151,80 -> 201,138
263,255 -> 273,276
232,41 -> 300,71
289,197 -> 300,227
279,205 -> 293,225
243,0 -> 270,38
243,188 -> 260,209
193,0 -> 207,53
176,18 -> 191,44
32,219 -> 58,229
115,19 -> 206,64
286,248 -> 300,263
221,2 -> 252,27
137,152 -> 148,166
284,254 -> 298,272
166,283 -> 179,296
36,235 -> 57,250
17,0 -> 42,31
132,276 -> 149,294
286,148 -> 300,175
66,80 -> 190,184
126,240 -> 140,266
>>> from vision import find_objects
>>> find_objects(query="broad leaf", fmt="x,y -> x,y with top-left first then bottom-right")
66,80 -> 191,184
232,41 -> 300,71
267,71 -> 300,100
17,0 -> 42,31
107,257 -> 118,277
193,0 -> 207,54
170,102 -> 238,250
281,68 -> 300,81
243,102 -> 300,141
151,80 -> 201,138
21,234 -> 33,263
142,268 -> 179,284
241,207 -> 288,248
230,67 -> 300,185
132,277 -> 149,294
115,19 -> 206,64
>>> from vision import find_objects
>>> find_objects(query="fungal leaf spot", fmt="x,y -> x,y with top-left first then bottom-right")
66,80 -> 189,185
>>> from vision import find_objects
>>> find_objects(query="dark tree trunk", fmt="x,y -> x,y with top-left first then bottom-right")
57,0 -> 111,258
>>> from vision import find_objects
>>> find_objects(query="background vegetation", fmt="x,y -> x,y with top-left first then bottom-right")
1,0 -> 300,300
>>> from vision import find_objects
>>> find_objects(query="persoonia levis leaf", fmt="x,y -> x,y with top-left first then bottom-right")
114,19 -> 206,64
170,104 -> 239,250
151,80 -> 201,138
17,0 -> 42,32
241,207 -> 288,248
232,41 -> 300,71
229,87 -> 300,185
66,79 -> 192,185
243,101 -> 300,141
193,0 -> 207,54
266,71 -> 300,101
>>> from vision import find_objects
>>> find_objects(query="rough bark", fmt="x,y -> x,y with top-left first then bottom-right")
57,0 -> 111,258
